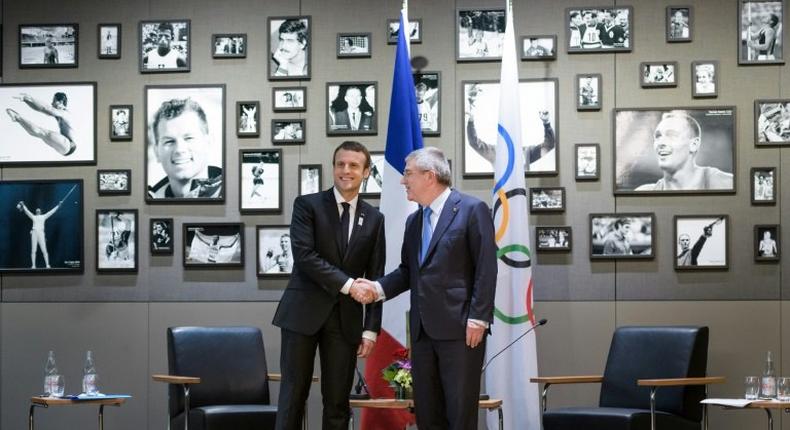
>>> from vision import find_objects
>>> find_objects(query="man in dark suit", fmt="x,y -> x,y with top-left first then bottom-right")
353,147 -> 497,430
331,86 -> 375,132
273,141 -> 385,430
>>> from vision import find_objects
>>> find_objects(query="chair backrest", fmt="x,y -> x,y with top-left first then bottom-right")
167,326 -> 271,418
599,326 -> 709,423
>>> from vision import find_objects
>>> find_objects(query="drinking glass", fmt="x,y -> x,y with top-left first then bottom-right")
745,376 -> 760,400
50,375 -> 65,397
777,377 -> 790,401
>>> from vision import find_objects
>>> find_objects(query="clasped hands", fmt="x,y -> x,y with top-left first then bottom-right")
349,278 -> 378,304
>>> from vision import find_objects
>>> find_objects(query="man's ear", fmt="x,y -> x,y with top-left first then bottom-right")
363,167 -> 370,179
688,137 -> 700,154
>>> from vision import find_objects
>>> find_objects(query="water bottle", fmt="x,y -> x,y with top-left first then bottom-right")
43,350 -> 58,396
761,350 -> 777,398
82,350 -> 99,396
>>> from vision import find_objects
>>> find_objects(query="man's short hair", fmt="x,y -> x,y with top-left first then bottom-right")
769,13 -> 780,27
570,11 -> 580,19
333,141 -> 371,169
279,19 -> 308,45
158,22 -> 174,35
661,111 -> 702,141
406,147 -> 452,187
345,38 -> 354,46
613,218 -> 631,230
52,92 -> 68,106
415,82 -> 428,91
152,98 -> 209,143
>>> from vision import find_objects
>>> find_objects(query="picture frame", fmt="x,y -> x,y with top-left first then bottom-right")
0,179 -> 84,274
520,35 -> 557,60
462,79 -> 558,177
139,19 -> 190,73
183,223 -> 244,269
144,84 -> 226,203
212,33 -> 246,58
751,167 -> 777,204
95,209 -> 138,273
109,104 -> 133,141
575,143 -> 600,181
755,224 -> 780,261
576,73 -> 602,111
529,187 -> 566,213
337,32 -> 372,58
150,217 -> 174,255
298,164 -> 323,196
613,107 -> 736,195
236,101 -> 260,137
272,87 -> 306,112
457,8 -> 506,61
536,226 -> 572,252
590,213 -> 655,260
691,61 -> 719,98
97,23 -> 121,59
414,71 -> 441,136
257,225 -> 293,278
327,82 -> 378,136
19,24 -> 78,68
271,119 -> 306,144
738,0 -> 784,65
566,7 -> 632,53
674,215 -> 728,270
360,151 -> 384,198
640,62 -> 678,87
387,18 -> 422,44
0,82 -> 97,166
239,149 -> 282,214
97,169 -> 131,196
268,16 -> 311,80
666,6 -> 693,42
754,99 -> 790,145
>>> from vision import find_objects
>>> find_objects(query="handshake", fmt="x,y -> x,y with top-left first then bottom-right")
349,278 -> 379,304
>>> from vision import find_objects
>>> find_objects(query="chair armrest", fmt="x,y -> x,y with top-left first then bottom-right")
637,376 -> 725,387
268,373 -> 319,383
152,374 -> 201,384
530,375 -> 603,385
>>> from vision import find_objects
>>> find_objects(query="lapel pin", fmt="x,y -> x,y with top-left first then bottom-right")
358,217 -> 364,226
453,207 -> 458,213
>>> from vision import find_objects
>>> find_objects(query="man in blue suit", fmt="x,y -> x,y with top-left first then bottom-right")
353,147 -> 497,430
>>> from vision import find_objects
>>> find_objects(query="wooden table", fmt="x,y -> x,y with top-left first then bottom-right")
348,398 -> 504,430
29,396 -> 127,430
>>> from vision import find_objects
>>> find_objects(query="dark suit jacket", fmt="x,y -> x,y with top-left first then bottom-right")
273,189 -> 385,344
379,189 -> 497,341
332,109 -> 375,131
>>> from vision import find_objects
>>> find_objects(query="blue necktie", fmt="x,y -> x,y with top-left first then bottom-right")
420,207 -> 433,263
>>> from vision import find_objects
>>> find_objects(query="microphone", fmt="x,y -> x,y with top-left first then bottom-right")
349,365 -> 371,400
479,318 -> 547,400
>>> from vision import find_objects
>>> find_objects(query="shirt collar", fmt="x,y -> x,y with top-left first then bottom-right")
426,187 -> 452,215
333,186 -> 359,209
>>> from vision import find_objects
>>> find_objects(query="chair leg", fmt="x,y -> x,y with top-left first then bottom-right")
183,384 -> 192,430
649,387 -> 657,430
541,383 -> 552,412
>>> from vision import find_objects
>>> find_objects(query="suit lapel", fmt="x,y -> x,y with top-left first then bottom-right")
322,189 -> 345,260
421,190 -> 460,267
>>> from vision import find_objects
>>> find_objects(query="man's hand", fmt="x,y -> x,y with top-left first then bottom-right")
466,321 -> 486,348
357,338 -> 375,358
350,278 -> 377,304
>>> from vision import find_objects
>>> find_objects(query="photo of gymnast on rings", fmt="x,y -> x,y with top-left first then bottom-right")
96,209 -> 137,273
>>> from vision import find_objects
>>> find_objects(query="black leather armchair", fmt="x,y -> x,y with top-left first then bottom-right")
531,326 -> 724,430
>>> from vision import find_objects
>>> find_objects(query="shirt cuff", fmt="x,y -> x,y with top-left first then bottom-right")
362,331 -> 377,342
374,282 -> 386,302
340,278 -> 354,295
468,319 -> 489,329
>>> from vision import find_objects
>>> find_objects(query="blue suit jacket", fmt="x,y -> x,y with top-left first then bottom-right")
379,189 -> 497,341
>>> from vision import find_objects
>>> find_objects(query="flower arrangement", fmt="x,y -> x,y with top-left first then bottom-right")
382,348 -> 412,398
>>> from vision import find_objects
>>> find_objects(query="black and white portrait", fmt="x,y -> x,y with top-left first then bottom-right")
614,108 -> 736,194
751,167 -> 776,204
530,187 -> 565,213
576,74 -> 601,110
299,164 -> 322,196
0,179 -> 83,273
457,9 -> 505,61
150,217 -> 174,255
521,35 -> 556,60
360,152 -> 384,197
575,143 -> 600,180
239,149 -> 282,214
755,224 -> 780,261
236,101 -> 259,137
19,24 -> 78,68
183,223 -> 244,268
0,82 -> 96,166
257,225 -> 293,277
97,169 -> 131,195
269,16 -> 311,80
692,61 -> 718,98
675,215 -> 728,270
590,213 -> 654,259
463,79 -> 558,177
212,33 -> 246,58
139,20 -> 190,73
666,7 -> 692,42
755,100 -> 790,144
272,119 -> 305,144
414,72 -> 441,136
567,7 -> 632,53
337,33 -> 371,57
110,105 -> 132,141
327,82 -> 377,135
739,0 -> 783,64
536,226 -> 572,252
388,19 -> 422,44
96,209 -> 137,272
273,87 -> 306,112
641,62 -> 678,87
98,23 -> 121,59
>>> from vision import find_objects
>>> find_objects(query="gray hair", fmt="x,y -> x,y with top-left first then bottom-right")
405,147 -> 452,186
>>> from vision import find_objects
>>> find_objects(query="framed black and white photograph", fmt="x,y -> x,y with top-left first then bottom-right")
337,33 -> 371,57
257,225 -> 293,278
387,18 -> 422,44
755,99 -> 790,145
751,167 -> 777,204
414,71 -> 441,136
590,213 -> 655,260
529,187 -> 565,213
691,61 -> 718,98
666,6 -> 693,42
536,226 -> 572,252
739,0 -> 784,65
183,223 -> 244,268
0,179 -> 83,274
463,79 -> 558,177
110,104 -> 133,141
98,23 -> 121,59
755,224 -> 780,261
272,87 -> 306,112
299,164 -> 322,196
674,215 -> 728,270
96,209 -> 137,273
271,119 -> 305,144
269,16 -> 311,80
614,107 -> 736,195
236,101 -> 259,137
0,82 -> 96,166
566,7 -> 632,53
145,85 -> 225,203
360,151 -> 384,197
239,149 -> 282,214
521,35 -> 556,60
139,19 -> 190,73
576,73 -> 601,111
212,33 -> 246,58
327,82 -> 377,135
575,143 -> 600,181
641,62 -> 678,87
19,24 -> 78,68
457,9 -> 505,61
150,217 -> 174,255
97,169 -> 131,196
